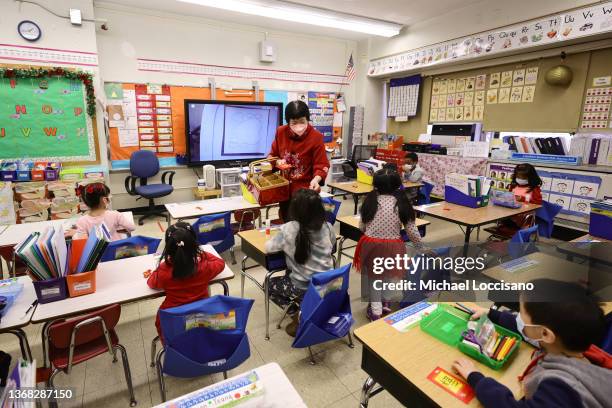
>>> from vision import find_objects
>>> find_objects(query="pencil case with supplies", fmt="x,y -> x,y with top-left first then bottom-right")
420,305 -> 521,370
246,157 -> 290,206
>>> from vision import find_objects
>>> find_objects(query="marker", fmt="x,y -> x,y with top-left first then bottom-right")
455,303 -> 475,315
23,300 -> 38,317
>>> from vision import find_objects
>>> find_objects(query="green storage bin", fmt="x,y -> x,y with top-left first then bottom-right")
419,305 -> 521,370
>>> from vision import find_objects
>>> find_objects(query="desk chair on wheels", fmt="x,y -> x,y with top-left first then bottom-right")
125,150 -> 175,226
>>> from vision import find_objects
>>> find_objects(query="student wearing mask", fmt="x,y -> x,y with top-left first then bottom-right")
269,100 -> 330,221
402,152 -> 424,183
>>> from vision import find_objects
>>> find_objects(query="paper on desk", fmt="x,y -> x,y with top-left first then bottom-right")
501,256 -> 539,273
415,203 -> 442,210
384,302 -> 437,332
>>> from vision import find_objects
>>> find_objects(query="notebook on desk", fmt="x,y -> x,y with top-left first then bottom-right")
491,190 -> 522,209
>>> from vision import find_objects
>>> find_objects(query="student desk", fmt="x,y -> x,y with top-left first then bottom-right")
31,245 -> 233,366
354,302 -> 533,407
336,215 -> 430,266
165,196 -> 260,228
556,234 -> 612,268
237,229 -> 286,340
483,251 -> 590,284
328,181 -> 423,214
0,212 -> 134,276
413,202 -> 541,244
0,276 -> 37,361
152,363 -> 306,408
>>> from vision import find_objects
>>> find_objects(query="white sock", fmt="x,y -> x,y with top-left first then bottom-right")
370,302 -> 383,315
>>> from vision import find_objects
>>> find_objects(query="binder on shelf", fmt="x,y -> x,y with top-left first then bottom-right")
444,173 -> 490,208
589,200 -> 612,240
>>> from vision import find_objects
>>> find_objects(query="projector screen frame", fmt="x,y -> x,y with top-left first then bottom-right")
184,99 -> 284,168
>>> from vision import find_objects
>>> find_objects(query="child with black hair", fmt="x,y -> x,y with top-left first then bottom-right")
147,222 -> 225,338
265,188 -> 336,336
498,163 -> 543,235
355,168 -> 424,321
453,279 -> 612,408
402,152 -> 424,183
508,163 -> 542,204
75,182 -> 135,240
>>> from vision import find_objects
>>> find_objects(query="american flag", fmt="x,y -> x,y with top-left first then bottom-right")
344,53 -> 356,82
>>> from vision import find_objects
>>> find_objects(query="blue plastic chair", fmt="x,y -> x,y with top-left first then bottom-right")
153,295 -> 254,401
321,197 -> 341,225
192,212 -> 236,264
535,201 -> 563,238
100,236 -> 161,262
508,225 -> 539,259
292,264 -> 354,364
417,181 -> 434,206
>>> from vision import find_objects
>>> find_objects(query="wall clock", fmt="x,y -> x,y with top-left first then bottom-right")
18,20 -> 42,42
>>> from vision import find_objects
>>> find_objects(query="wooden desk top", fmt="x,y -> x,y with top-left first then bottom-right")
570,234 -> 610,243
354,302 -> 532,408
153,363 -> 306,408
0,276 -> 37,330
413,202 -> 541,227
237,228 -> 281,254
337,214 -> 430,229
31,244 -> 233,323
329,180 -> 423,195
483,252 -> 589,284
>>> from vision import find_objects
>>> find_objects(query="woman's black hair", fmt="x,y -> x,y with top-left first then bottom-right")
285,100 -> 310,123
161,221 -> 201,279
289,189 -> 326,264
521,279 -> 606,352
80,182 -> 110,209
360,168 -> 415,225
510,163 -> 542,192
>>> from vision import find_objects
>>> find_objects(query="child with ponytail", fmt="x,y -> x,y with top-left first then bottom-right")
75,182 -> 135,240
355,168 -> 425,321
147,221 -> 225,338
265,188 -> 336,336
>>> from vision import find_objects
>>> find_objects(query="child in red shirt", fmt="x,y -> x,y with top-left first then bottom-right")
147,222 -> 225,338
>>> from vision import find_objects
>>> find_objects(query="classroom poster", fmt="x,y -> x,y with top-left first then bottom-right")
488,164 -> 515,190
0,76 -> 95,161
135,84 -> 173,153
308,92 -> 335,142
538,170 -> 601,217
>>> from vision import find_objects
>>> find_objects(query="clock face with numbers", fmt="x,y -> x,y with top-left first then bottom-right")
18,20 -> 42,42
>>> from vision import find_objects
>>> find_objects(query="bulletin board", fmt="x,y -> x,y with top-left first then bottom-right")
107,82 -> 263,161
0,64 -> 99,163
388,51 -> 591,138
108,83 -> 344,163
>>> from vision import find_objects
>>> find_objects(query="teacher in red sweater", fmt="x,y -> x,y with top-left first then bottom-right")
269,100 -> 330,221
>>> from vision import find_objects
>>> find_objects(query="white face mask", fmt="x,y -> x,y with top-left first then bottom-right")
290,123 -> 307,136
516,313 -> 543,347
516,178 -> 529,186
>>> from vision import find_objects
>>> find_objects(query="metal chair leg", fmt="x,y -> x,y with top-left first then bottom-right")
337,237 -> 346,267
229,247 -> 236,265
114,344 -> 137,407
223,371 -> 228,380
47,369 -> 62,408
360,376 -> 383,408
347,331 -> 355,348
240,256 -> 248,298
156,349 -> 167,402
150,336 -> 160,368
276,304 -> 293,329
308,347 -> 316,365
264,272 -> 271,340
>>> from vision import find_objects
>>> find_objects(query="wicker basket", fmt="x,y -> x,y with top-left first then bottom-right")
246,157 -> 290,206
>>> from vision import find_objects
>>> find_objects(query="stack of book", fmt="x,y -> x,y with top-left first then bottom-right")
502,135 -> 568,155
569,134 -> 612,166
14,223 -> 111,281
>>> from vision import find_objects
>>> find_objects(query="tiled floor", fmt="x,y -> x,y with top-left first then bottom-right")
0,195 -> 494,408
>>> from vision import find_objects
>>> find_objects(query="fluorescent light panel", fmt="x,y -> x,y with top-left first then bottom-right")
177,0 -> 402,37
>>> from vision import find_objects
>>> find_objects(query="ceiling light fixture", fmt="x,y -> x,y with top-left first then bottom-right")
177,0 -> 402,37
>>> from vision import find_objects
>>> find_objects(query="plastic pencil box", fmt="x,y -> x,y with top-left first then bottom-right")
419,305 -> 521,370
